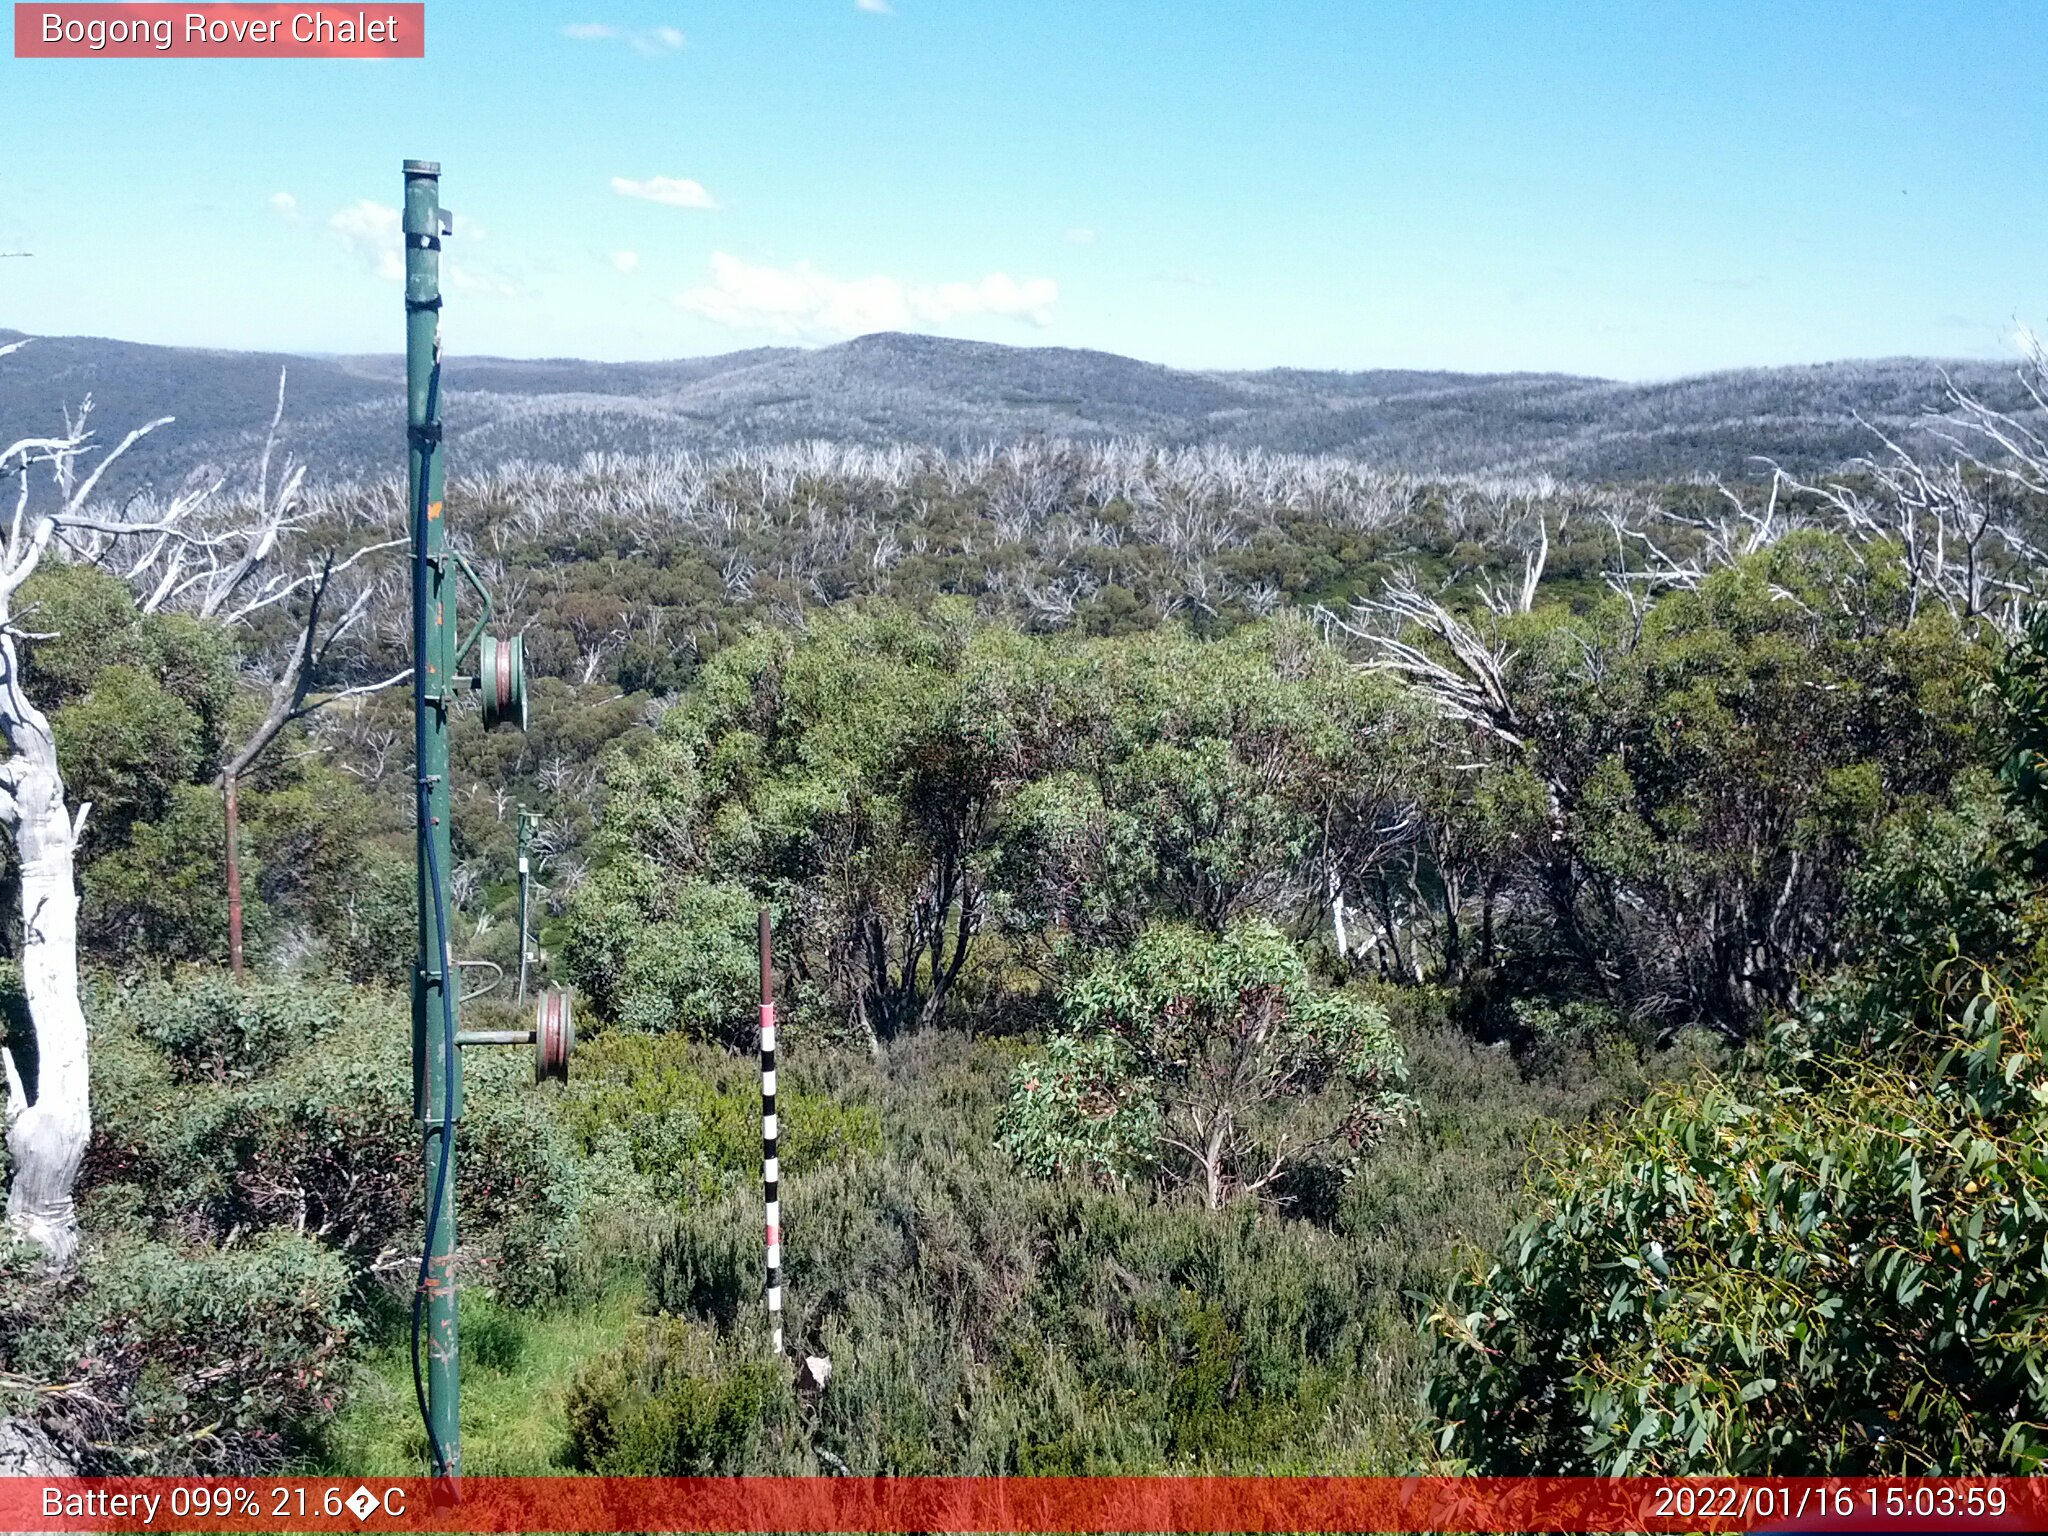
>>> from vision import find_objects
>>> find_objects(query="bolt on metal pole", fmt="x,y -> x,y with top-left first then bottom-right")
404,157 -> 461,1485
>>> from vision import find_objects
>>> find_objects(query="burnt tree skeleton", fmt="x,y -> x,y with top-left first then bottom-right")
0,347 -> 209,1265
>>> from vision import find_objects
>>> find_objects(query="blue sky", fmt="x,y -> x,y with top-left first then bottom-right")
1,1 -> 2043,376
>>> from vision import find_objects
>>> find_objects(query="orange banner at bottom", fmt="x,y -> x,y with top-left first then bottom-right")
2,1476 -> 2042,1533
5,1475 -> 2046,1534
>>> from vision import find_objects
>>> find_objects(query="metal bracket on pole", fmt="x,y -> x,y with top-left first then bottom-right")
448,546 -> 495,671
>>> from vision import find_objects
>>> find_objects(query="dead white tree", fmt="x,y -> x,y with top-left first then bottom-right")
2,352 -> 412,1261
1318,576 -> 1575,952
1779,345 -> 2048,631
1321,574 -> 1529,753
1477,510 -> 1561,617
1602,474 -> 1799,601
1599,341 -> 2048,630
0,347 -> 218,1265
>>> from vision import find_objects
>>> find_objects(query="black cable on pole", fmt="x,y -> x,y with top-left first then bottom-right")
409,353 -> 458,1483
413,803 -> 458,1481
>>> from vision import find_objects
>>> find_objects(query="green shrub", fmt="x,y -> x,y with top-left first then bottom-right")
82,784 -> 245,964
559,1030 -> 880,1205
635,1033 -> 1447,1474
456,1034 -> 612,1306
999,922 -> 1409,1208
778,1151 -> 1382,1472
86,975 -> 416,1267
86,971 -> 599,1299
649,1193 -> 758,1327
1426,1016 -> 2048,1474
316,843 -> 416,988
0,1228 -> 355,1473
564,1315 -> 789,1474
564,877 -> 762,1043
116,968 -> 335,1082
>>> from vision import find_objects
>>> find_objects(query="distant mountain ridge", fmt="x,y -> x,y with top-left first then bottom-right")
0,326 -> 2030,491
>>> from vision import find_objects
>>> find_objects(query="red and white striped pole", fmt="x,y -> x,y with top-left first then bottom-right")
759,908 -> 782,1356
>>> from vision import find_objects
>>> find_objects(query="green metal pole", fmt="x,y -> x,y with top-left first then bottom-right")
403,157 -> 461,1483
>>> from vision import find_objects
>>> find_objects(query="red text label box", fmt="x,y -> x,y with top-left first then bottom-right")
15,4 -> 424,57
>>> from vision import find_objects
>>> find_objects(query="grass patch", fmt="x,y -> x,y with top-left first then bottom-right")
314,1282 -> 647,1476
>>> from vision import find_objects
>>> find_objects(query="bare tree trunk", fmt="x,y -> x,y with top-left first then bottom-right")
1373,884 -> 1410,982
1439,867 -> 1464,981
207,556 -> 406,969
224,773 -> 245,974
1203,1121 -> 1227,1212
0,663 -> 88,1268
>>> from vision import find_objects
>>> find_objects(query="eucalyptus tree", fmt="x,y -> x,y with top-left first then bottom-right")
999,920 -> 1409,1210
1425,609 -> 2048,1475
1329,527 -> 1995,1032
118,372 -> 406,972
569,601 -> 1064,1048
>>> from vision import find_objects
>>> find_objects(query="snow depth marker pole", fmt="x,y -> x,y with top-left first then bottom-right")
760,908 -> 783,1355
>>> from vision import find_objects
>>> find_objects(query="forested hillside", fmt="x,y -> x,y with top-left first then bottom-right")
0,326 -> 2033,492
5,337 -> 2048,1477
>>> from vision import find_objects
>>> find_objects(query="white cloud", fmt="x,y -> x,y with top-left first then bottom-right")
1063,226 -> 1096,246
612,174 -> 718,209
269,191 -> 298,218
612,250 -> 641,274
446,262 -> 520,299
677,252 -> 1056,338
923,273 -> 1059,325
856,0 -> 894,13
564,21 -> 683,52
326,198 -> 513,296
329,199 -> 403,282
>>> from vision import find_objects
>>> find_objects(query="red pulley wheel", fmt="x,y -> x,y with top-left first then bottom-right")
535,988 -> 574,1082
478,633 -> 528,732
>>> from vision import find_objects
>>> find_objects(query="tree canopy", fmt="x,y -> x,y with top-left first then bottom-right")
998,920 -> 1409,1210
1424,610 -> 2048,1474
